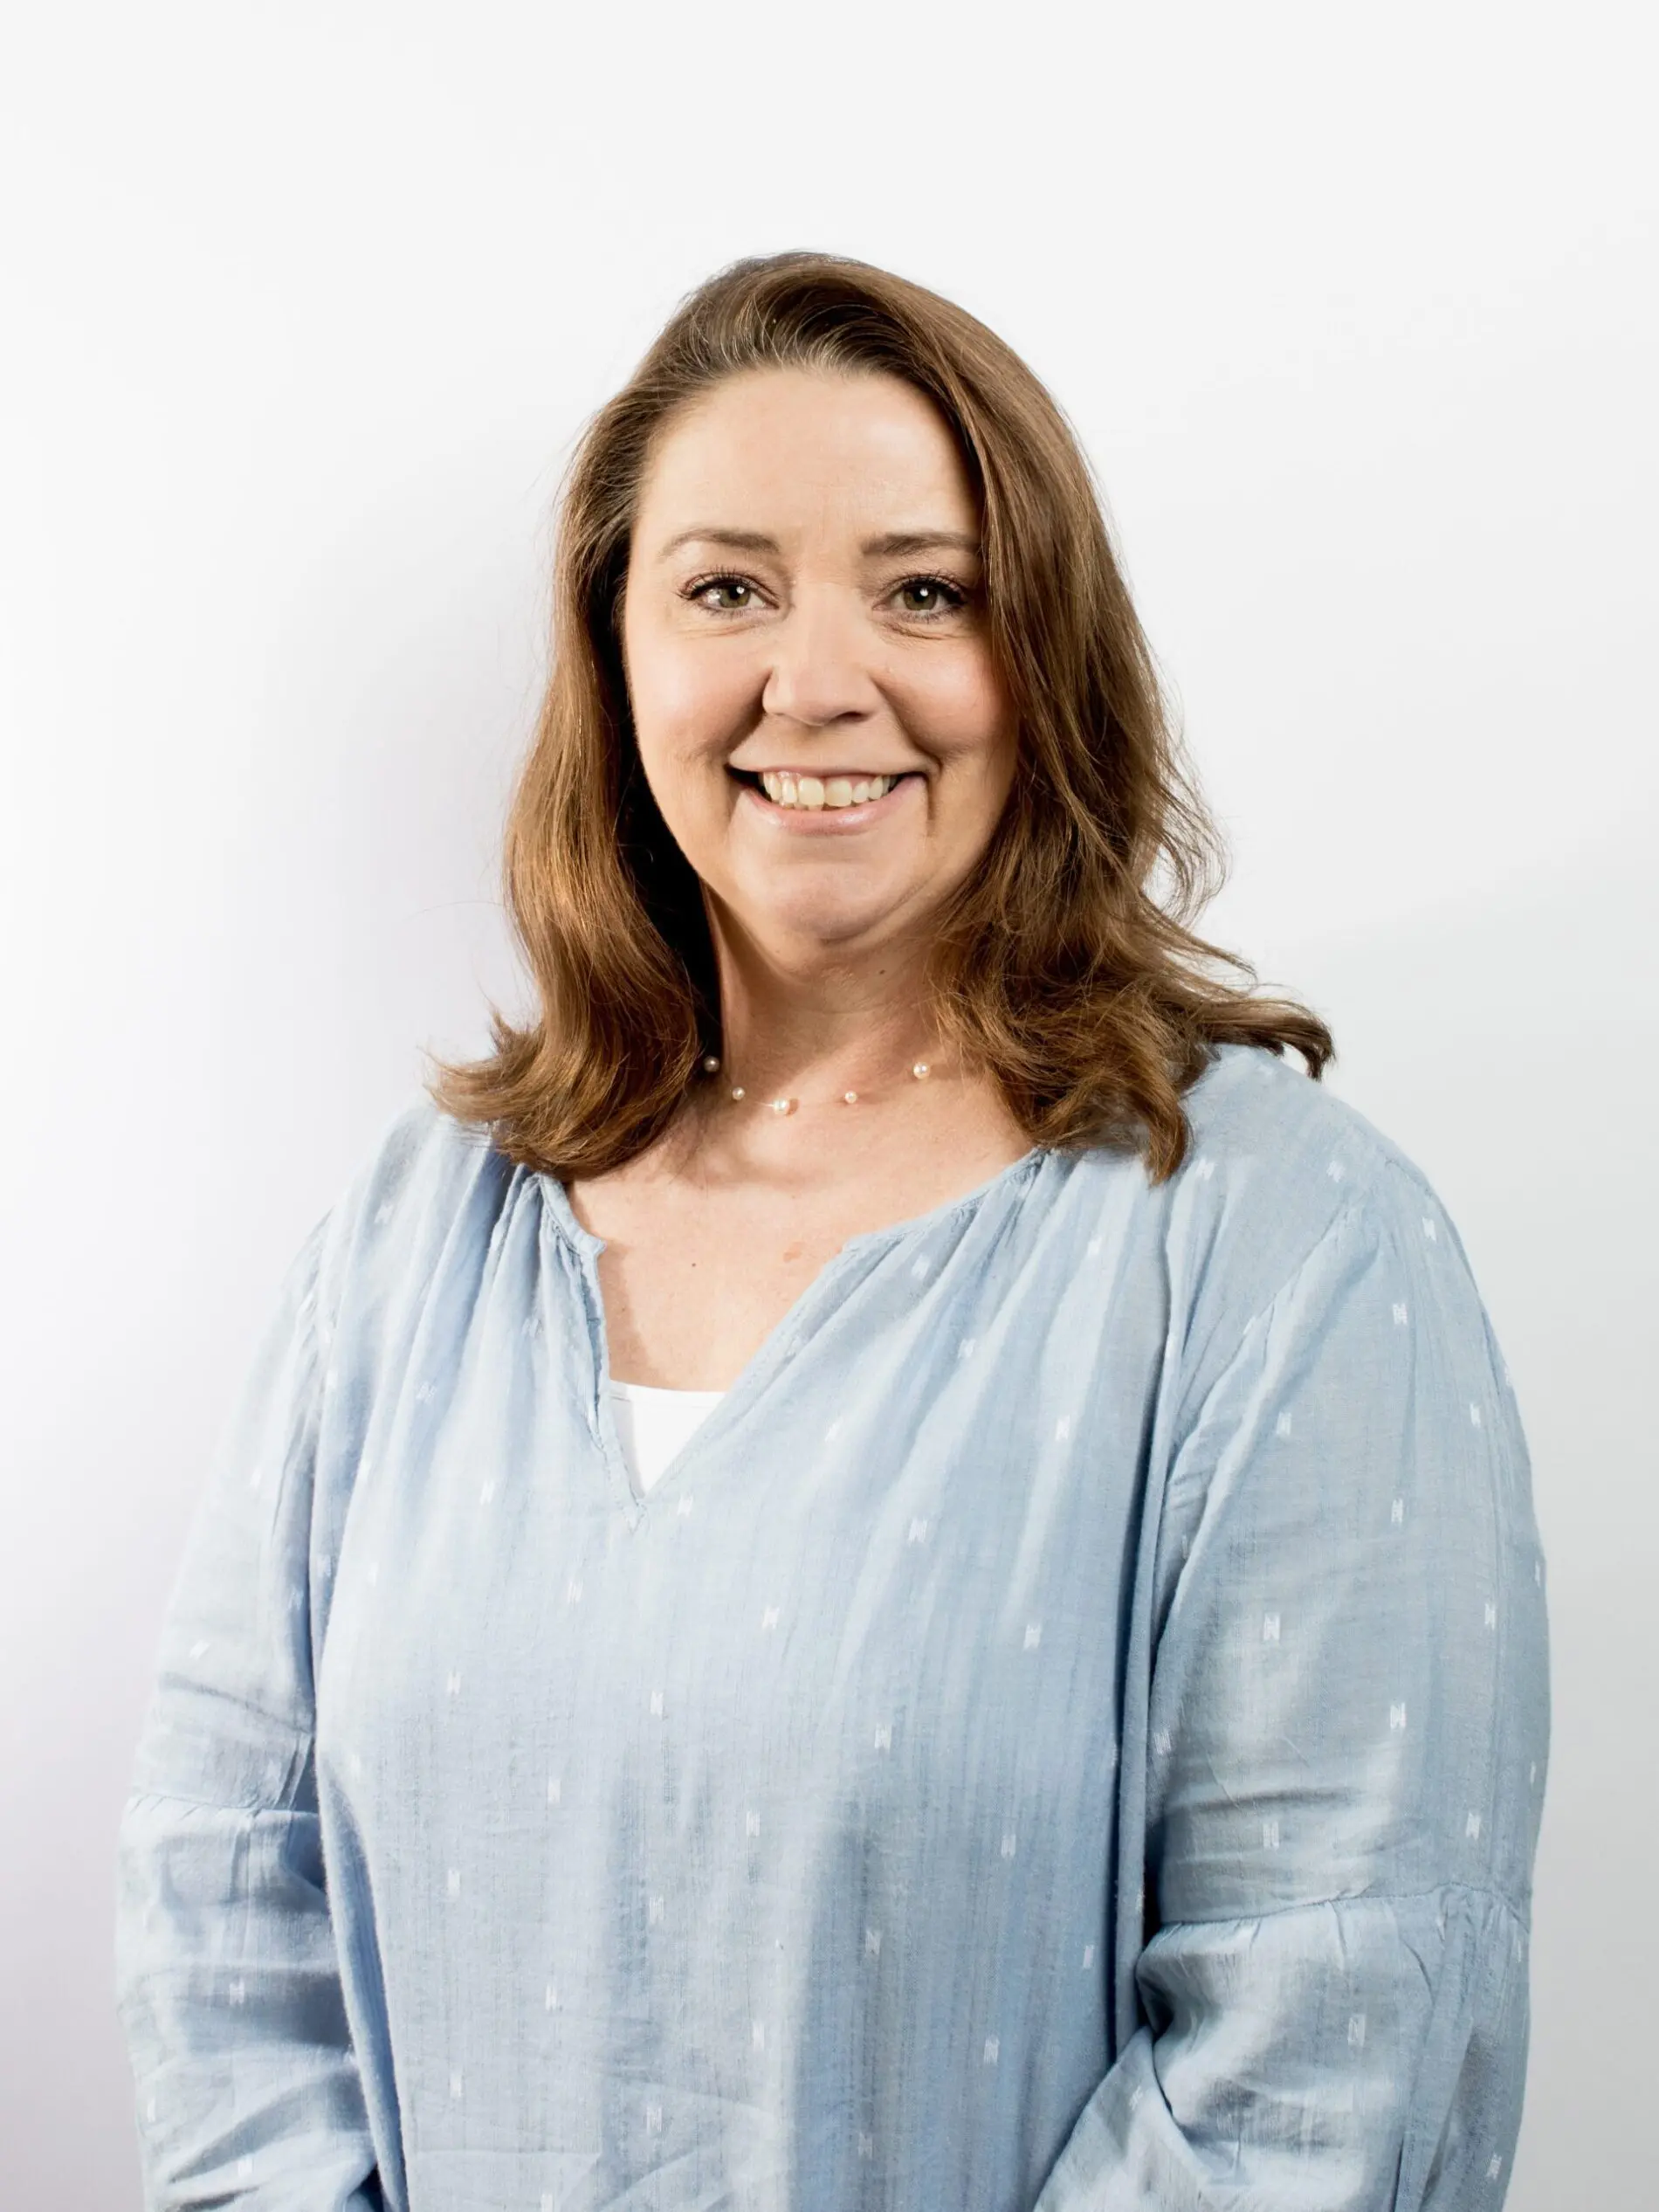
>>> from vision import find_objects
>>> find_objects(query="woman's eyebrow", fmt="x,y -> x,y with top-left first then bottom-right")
861,530 -> 981,559
654,527 -> 981,561
657,527 -> 778,560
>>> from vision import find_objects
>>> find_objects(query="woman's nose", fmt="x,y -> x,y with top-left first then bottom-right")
759,595 -> 881,729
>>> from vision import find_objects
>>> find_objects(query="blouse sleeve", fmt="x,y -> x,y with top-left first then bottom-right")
114,1214 -> 382,2210
1034,1161 -> 1550,2211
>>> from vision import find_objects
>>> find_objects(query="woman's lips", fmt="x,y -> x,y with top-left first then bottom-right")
733,771 -> 919,833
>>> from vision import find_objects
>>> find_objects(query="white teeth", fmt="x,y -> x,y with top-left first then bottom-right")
757,772 -> 898,810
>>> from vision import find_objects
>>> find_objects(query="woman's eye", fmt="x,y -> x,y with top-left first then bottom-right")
691,577 -> 755,611
894,575 -> 966,617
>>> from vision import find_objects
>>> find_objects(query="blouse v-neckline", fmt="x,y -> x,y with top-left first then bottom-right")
539,1147 -> 1049,1524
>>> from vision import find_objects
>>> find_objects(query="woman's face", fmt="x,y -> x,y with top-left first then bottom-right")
621,367 -> 1017,962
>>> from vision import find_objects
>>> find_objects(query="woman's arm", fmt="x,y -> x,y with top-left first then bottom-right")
114,1214 -> 382,2210
1036,1158 -> 1549,2209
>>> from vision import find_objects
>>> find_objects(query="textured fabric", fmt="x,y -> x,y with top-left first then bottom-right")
607,1381 -> 728,1497
114,1045 -> 1550,2211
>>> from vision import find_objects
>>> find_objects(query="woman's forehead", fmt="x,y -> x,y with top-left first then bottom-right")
634,368 -> 978,549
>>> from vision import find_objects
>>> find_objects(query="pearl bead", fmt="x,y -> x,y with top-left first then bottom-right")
843,1091 -> 859,1105
768,1097 -> 798,1116
729,1085 -> 746,1100
701,1054 -> 720,1073
911,1061 -> 930,1079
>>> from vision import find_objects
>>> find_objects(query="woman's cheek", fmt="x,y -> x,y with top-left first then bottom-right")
639,649 -> 758,767
895,648 -> 1010,755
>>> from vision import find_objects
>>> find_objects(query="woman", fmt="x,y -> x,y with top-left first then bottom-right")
115,253 -> 1549,2210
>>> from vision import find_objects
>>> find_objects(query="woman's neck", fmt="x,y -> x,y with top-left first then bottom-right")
705,911 -> 942,1098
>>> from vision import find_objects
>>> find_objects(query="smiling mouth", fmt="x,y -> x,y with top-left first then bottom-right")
728,767 -> 917,812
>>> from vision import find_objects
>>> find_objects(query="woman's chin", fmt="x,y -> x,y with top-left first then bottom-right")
739,888 -> 922,956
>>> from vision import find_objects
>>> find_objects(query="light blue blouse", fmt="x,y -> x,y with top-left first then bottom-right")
114,1045 -> 1549,2210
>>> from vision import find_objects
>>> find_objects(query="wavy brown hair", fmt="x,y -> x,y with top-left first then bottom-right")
426,251 -> 1332,1182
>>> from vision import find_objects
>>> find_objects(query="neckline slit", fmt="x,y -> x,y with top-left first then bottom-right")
537,1144 -> 1049,1517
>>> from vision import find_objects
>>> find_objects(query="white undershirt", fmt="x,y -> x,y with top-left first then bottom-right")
606,1378 -> 727,1497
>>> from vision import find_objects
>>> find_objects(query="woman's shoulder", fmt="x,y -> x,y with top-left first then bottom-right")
1150,1043 -> 1467,1324
308,1091 -> 524,1325
1181,1041 -> 1429,1197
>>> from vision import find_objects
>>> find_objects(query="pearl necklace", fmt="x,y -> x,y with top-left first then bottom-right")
698,1052 -> 938,1115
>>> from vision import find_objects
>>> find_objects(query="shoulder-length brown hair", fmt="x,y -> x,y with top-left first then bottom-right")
427,251 -> 1331,1182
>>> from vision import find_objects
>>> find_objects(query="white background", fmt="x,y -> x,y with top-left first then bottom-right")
2,3 -> 1654,2203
